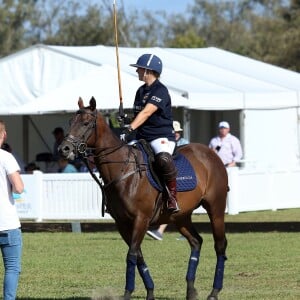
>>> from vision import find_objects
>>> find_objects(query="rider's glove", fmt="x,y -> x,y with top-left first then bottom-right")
120,125 -> 134,142
117,114 -> 128,127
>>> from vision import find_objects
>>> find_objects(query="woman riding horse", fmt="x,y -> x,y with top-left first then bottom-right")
122,53 -> 179,213
59,96 -> 228,300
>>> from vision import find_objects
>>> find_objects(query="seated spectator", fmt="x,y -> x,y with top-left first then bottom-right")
78,155 -> 97,173
57,157 -> 77,173
173,121 -> 189,146
24,162 -> 40,174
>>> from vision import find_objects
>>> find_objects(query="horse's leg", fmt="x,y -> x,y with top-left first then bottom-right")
206,213 -> 227,300
176,219 -> 203,300
116,221 -> 136,300
117,217 -> 155,300
137,248 -> 155,300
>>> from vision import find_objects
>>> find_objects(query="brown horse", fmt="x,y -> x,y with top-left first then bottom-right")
59,97 -> 228,300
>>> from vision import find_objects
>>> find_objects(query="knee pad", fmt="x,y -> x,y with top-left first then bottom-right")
155,152 -> 177,180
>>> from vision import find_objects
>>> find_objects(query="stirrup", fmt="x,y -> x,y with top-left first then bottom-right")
167,200 -> 180,213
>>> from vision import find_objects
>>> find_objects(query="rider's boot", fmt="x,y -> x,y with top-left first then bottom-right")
155,152 -> 180,213
165,178 -> 180,213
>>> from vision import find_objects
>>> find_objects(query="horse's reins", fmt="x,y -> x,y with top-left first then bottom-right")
83,144 -> 146,185
80,143 -> 145,217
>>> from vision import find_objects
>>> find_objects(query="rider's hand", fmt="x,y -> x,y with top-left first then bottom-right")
120,125 -> 133,142
117,114 -> 128,127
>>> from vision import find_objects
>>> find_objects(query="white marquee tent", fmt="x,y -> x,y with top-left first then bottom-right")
1,44 -> 300,168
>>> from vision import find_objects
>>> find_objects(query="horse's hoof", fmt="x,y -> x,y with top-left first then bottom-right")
146,289 -> 155,300
207,288 -> 220,300
186,287 -> 198,300
123,290 -> 132,300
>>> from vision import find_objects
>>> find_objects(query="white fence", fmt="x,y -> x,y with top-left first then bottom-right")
17,171 -> 111,221
17,168 -> 300,221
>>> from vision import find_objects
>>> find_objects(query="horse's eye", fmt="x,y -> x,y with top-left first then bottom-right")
83,121 -> 89,126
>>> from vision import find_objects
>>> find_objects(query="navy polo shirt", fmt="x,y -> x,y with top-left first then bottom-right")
133,79 -> 175,142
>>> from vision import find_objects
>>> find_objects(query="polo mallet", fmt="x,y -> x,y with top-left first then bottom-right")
113,0 -> 125,127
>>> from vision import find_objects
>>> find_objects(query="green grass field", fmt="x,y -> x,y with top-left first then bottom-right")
196,208 -> 300,223
0,209 -> 299,300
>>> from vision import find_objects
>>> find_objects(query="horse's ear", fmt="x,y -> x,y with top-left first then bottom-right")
78,97 -> 84,109
90,97 -> 96,111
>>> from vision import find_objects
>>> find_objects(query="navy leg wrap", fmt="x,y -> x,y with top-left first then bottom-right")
213,255 -> 227,290
125,254 -> 137,292
186,249 -> 200,281
137,262 -> 154,290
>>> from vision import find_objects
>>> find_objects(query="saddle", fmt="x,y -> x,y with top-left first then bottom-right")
134,139 -> 197,192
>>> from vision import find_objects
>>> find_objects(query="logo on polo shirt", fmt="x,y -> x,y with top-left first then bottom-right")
151,96 -> 162,103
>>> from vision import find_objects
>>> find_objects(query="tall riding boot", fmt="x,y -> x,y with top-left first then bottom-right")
155,152 -> 180,213
165,178 -> 180,213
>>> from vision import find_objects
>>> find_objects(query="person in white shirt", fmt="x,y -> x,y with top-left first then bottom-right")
209,121 -> 243,167
0,120 -> 24,300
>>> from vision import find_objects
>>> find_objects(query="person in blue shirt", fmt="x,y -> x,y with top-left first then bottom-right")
57,157 -> 77,173
123,54 -> 179,213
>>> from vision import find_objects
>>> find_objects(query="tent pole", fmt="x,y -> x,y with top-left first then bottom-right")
297,92 -> 300,166
22,116 -> 29,164
183,108 -> 190,142
239,110 -> 245,168
182,92 -> 190,142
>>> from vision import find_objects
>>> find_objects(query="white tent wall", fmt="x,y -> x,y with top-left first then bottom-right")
243,108 -> 300,169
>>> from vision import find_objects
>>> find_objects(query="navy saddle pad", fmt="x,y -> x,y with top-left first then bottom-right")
136,142 -> 197,192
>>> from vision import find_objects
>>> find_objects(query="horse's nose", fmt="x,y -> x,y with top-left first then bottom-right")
58,143 -> 71,157
58,141 -> 76,160
58,144 -> 68,155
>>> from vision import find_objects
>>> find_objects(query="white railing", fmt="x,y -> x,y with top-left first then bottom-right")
17,171 -> 111,221
17,168 -> 300,221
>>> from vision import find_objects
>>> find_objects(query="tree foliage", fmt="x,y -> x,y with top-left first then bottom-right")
0,0 -> 37,56
0,0 -> 300,71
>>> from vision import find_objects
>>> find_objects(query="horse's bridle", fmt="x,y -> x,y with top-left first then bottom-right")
64,108 -> 98,157
66,107 -> 145,175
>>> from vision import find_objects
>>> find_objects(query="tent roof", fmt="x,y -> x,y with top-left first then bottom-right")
12,64 -> 187,114
1,44 -> 300,114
